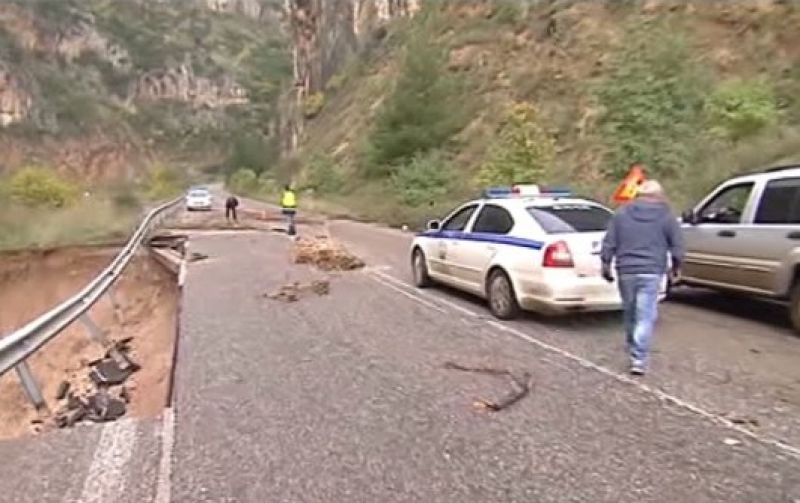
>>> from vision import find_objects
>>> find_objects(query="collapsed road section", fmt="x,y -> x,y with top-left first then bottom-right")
0,245 -> 179,439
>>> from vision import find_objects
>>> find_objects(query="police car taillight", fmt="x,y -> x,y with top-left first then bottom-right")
542,241 -> 574,268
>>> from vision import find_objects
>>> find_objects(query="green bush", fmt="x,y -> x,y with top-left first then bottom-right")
8,166 -> 79,208
365,15 -> 468,177
392,151 -> 452,207
228,168 -> 259,194
304,155 -> 344,194
303,92 -> 326,119
595,23 -> 708,179
491,2 -> 523,26
145,165 -> 183,200
228,132 -> 277,177
706,78 -> 779,142
478,102 -> 555,186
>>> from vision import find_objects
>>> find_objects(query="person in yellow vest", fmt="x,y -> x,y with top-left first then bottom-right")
280,184 -> 297,236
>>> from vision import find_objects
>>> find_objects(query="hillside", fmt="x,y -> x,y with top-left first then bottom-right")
0,0 -> 289,182
278,1 -> 800,227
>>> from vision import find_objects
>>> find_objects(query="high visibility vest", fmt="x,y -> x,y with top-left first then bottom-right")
281,190 -> 297,209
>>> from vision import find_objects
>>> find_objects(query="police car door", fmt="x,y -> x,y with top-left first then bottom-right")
457,203 -> 515,293
432,203 -> 480,283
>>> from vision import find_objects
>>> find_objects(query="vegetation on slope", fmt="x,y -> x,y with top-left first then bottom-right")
285,1 -> 800,228
0,0 -> 290,249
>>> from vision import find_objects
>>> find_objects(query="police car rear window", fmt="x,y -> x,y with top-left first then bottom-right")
527,205 -> 612,233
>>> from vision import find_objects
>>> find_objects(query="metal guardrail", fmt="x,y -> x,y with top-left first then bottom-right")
0,196 -> 183,409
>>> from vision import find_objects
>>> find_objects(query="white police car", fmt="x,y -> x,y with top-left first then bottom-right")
410,185 -> 627,319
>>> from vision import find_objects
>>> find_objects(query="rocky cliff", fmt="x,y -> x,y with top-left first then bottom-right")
281,0 -> 419,152
0,0 -> 288,180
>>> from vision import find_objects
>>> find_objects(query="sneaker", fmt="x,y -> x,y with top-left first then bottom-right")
630,362 -> 646,376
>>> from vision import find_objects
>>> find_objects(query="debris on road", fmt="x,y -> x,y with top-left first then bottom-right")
723,438 -> 743,447
726,415 -> 760,428
443,361 -> 534,412
265,279 -> 331,303
189,252 -> 209,262
293,238 -> 365,271
55,381 -> 70,400
52,339 -> 140,429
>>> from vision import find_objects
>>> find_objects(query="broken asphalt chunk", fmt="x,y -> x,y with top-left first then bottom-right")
89,358 -> 134,386
56,380 -> 71,400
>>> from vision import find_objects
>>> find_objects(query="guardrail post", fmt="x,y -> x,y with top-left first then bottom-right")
80,314 -> 133,371
15,361 -> 45,410
107,288 -> 124,325
80,313 -> 108,346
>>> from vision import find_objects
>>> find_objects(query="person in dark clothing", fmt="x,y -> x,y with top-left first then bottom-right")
600,180 -> 685,376
225,195 -> 239,223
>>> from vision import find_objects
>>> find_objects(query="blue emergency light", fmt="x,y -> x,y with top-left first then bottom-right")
482,185 -> 572,199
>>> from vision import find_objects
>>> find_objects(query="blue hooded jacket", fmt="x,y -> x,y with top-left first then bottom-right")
600,199 -> 685,275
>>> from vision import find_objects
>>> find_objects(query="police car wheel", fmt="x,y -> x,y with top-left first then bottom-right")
412,249 -> 432,288
487,269 -> 520,320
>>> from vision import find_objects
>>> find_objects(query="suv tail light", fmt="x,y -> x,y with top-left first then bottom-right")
543,240 -> 574,268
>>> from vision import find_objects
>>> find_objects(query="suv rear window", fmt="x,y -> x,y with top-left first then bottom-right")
527,204 -> 612,233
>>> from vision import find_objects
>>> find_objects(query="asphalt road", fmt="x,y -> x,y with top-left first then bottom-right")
169,221 -> 800,502
3,203 -> 800,502
329,219 -> 800,449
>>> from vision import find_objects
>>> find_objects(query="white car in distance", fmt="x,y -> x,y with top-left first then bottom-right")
185,187 -> 213,211
410,185 -> 640,319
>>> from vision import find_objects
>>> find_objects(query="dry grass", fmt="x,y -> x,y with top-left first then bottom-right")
0,198 -> 139,251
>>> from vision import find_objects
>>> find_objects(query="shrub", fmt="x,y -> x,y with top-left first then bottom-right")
491,2 -> 523,26
706,78 -> 779,142
303,92 -> 326,119
304,155 -> 344,194
8,166 -> 79,208
595,23 -> 708,179
365,15 -> 468,177
145,165 -> 183,200
392,151 -> 452,207
228,132 -> 277,177
478,102 -> 555,186
228,168 -> 259,194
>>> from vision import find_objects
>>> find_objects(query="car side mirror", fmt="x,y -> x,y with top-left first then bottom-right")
681,209 -> 698,225
426,220 -> 441,231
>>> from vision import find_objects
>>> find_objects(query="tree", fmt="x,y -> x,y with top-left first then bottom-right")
365,18 -> 466,176
478,102 -> 555,186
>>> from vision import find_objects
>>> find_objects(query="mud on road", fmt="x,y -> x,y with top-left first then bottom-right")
0,246 -> 177,440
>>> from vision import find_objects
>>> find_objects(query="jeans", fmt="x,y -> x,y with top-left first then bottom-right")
617,274 -> 661,366
282,208 -> 296,234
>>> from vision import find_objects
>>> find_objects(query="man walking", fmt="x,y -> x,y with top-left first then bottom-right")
600,180 -> 684,376
225,195 -> 239,223
280,184 -> 297,236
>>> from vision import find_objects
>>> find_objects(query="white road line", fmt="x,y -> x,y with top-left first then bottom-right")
369,274 -> 447,314
372,270 -> 482,318
370,271 -> 800,461
75,419 -> 138,503
154,408 -> 176,503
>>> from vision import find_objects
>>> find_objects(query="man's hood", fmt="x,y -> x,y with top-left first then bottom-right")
627,200 -> 669,222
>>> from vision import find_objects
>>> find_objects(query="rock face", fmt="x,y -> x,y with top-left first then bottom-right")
132,59 -> 249,109
281,0 -> 420,152
0,63 -> 31,127
0,4 -> 130,69
205,0 -> 278,20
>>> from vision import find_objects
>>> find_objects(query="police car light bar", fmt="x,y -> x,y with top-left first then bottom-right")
482,185 -> 571,199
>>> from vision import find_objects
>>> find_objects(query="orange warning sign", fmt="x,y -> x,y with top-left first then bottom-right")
612,165 -> 646,204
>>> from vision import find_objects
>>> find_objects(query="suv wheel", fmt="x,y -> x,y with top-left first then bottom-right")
412,249 -> 432,288
487,269 -> 520,320
790,282 -> 800,334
